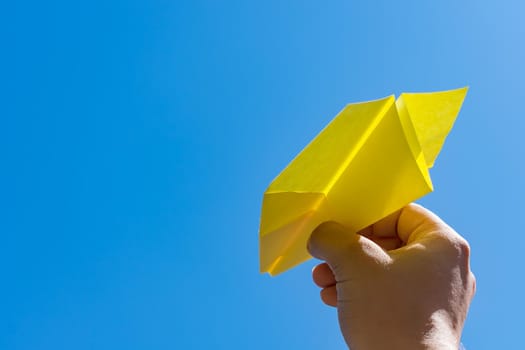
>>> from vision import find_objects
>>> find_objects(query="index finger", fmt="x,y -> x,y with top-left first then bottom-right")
396,203 -> 456,245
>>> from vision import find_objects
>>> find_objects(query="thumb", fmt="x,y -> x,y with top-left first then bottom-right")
307,222 -> 390,277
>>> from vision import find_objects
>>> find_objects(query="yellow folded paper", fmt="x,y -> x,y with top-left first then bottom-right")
260,87 -> 468,276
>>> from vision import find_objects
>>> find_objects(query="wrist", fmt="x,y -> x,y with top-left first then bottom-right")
420,310 -> 462,350
343,310 -> 461,350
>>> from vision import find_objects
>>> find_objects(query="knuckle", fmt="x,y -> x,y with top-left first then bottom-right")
456,237 -> 471,259
435,231 -> 472,265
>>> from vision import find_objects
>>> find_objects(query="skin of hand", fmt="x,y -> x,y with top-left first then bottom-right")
307,203 -> 476,350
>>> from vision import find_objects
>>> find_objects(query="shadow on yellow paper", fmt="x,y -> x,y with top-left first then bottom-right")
260,87 -> 468,276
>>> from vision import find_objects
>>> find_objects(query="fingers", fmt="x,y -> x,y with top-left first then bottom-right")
320,285 -> 337,307
396,203 -> 456,245
307,222 -> 358,262
357,210 -> 403,251
312,263 -> 336,288
367,236 -> 403,250
308,221 -> 391,278
358,225 -> 402,251
307,205 -> 459,267
367,209 -> 402,238
356,204 -> 456,248
312,263 -> 337,307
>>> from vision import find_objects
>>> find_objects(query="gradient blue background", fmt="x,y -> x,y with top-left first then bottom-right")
2,1 -> 524,349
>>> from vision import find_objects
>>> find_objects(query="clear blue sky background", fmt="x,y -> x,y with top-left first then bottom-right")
1,1 -> 524,349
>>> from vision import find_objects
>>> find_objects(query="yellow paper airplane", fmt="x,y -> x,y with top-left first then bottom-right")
260,87 -> 468,276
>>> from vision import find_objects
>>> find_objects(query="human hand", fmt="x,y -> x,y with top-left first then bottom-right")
307,203 -> 475,350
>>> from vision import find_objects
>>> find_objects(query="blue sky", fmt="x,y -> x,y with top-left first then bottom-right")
1,1 -> 524,349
